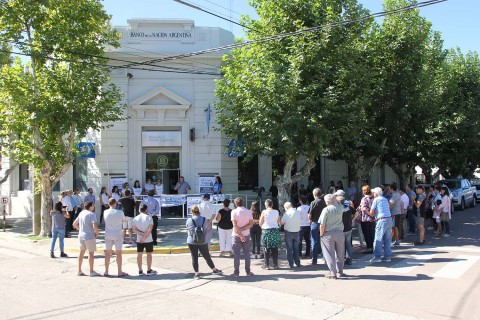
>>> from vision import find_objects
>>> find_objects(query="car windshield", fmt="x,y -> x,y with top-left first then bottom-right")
441,181 -> 461,190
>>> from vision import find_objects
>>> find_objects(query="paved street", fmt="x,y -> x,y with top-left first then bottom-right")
1,207 -> 479,320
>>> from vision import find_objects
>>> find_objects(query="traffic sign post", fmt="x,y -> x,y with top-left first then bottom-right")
1,196 -> 9,232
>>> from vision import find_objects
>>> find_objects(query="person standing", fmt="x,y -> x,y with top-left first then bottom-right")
198,194 -> 216,249
133,180 -> 142,197
186,206 -> 223,280
399,187 -> 410,241
132,204 -> 157,276
414,185 -> 427,246
259,199 -> 281,270
73,201 -> 99,277
121,182 -> 132,197
72,189 -> 83,220
231,197 -> 254,277
406,184 -> 417,235
389,184 -> 402,246
119,189 -> 136,244
213,176 -> 223,194
50,201 -> 69,258
319,194 -> 346,279
438,186 -> 452,238
216,198 -> 233,257
249,201 -> 262,258
359,185 -> 375,254
369,187 -> 392,263
297,195 -> 311,259
103,198 -> 128,277
174,176 -> 191,216
337,190 -> 355,265
308,188 -> 326,265
154,178 -> 164,195
143,178 -> 155,194
281,202 -> 302,268
141,190 -> 160,245
99,186 -> 109,226
84,187 -> 95,205
174,176 -> 191,194
346,181 -> 357,204
61,190 -> 74,237
111,186 -> 121,209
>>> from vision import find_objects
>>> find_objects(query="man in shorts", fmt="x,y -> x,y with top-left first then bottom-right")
132,204 -> 157,275
73,201 -> 99,277
119,189 -> 136,245
104,198 -> 128,277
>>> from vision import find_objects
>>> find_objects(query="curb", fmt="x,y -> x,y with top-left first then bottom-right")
64,244 -> 221,255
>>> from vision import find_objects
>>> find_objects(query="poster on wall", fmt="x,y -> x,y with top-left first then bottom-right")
198,176 -> 215,194
186,195 -> 202,217
110,176 -> 127,193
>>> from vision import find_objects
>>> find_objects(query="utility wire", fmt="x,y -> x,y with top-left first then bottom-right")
203,0 -> 243,17
173,0 -> 256,32
0,48 -> 222,75
5,39 -> 222,75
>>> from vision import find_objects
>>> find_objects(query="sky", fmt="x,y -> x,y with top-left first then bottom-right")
102,0 -> 479,54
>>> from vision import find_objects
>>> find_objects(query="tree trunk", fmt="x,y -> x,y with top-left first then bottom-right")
39,177 -> 53,237
274,155 -> 316,212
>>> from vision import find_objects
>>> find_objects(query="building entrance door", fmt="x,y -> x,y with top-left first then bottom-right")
144,151 -> 180,194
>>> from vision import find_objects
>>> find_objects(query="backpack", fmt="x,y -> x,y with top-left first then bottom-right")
191,216 -> 206,244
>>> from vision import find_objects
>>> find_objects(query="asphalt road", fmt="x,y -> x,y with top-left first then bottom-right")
1,206 -> 479,320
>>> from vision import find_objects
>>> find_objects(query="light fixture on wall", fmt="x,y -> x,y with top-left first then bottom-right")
189,128 -> 195,142
127,73 -> 133,79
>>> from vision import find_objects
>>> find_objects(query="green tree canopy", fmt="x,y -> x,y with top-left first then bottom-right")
0,0 -> 124,235
216,0 -> 372,204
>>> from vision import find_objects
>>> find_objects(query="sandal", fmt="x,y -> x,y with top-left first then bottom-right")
325,274 -> 337,279
118,272 -> 129,277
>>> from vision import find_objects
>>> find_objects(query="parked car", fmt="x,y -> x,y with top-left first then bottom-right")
470,180 -> 480,202
438,179 -> 477,210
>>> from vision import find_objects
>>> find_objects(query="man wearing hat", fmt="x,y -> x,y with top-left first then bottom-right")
199,194 -> 216,249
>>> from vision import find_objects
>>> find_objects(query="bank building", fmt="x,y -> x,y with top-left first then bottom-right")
1,19 -> 400,218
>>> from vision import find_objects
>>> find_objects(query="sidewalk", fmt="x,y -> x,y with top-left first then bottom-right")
0,216 -> 220,254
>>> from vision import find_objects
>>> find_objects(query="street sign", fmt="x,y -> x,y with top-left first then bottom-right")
0,196 -> 9,205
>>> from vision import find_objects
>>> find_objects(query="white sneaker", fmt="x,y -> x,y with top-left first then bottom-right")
369,257 -> 382,263
442,234 -> 450,238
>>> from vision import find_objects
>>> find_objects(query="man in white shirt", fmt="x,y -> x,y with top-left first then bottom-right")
103,198 -> 127,277
281,202 -> 302,268
297,195 -> 311,258
133,204 -> 156,276
199,194 -> 216,248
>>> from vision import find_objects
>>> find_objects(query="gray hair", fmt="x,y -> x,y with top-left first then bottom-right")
265,199 -> 273,208
313,188 -> 322,198
284,202 -> 293,210
234,197 -> 244,207
372,187 -> 383,197
324,194 -> 336,205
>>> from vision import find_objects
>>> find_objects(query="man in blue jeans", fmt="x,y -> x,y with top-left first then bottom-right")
308,188 -> 326,265
281,202 -> 302,268
369,187 -> 392,263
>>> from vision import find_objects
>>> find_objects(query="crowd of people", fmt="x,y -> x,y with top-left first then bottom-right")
49,178 -> 453,280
